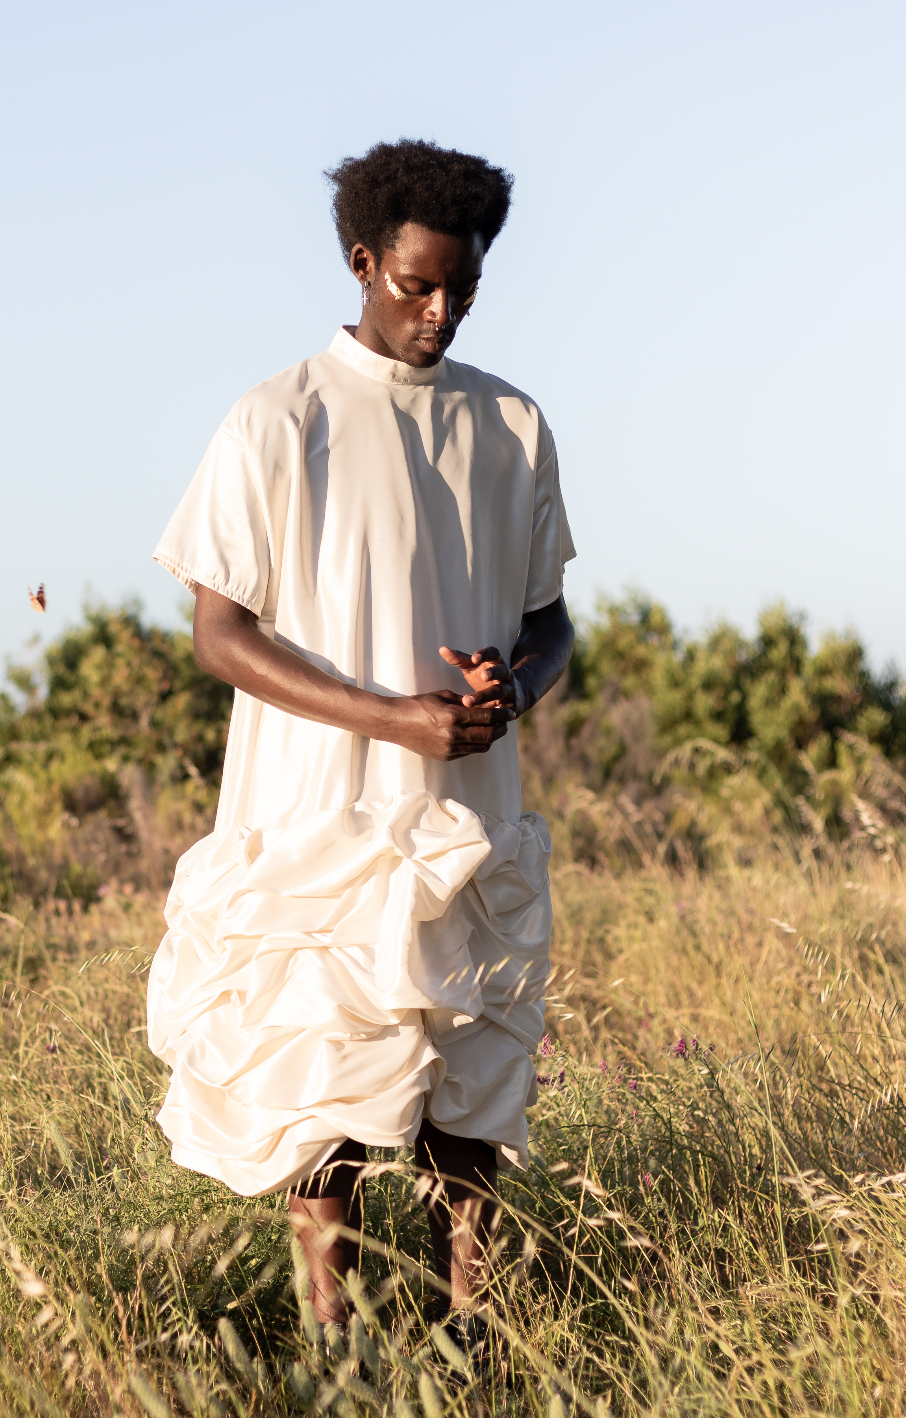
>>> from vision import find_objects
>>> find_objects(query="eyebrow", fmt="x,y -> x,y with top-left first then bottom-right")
393,271 -> 481,285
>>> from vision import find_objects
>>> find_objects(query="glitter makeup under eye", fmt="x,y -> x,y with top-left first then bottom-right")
462,286 -> 478,308
384,271 -> 406,301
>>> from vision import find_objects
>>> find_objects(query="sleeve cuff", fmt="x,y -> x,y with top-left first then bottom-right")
152,553 -> 262,615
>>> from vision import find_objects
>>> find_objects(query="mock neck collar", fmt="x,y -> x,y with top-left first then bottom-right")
328,326 -> 443,386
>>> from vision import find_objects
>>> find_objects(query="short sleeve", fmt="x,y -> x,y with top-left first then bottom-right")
153,425 -> 271,617
523,418 -> 577,613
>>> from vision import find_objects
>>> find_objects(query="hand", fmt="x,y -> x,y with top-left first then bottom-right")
439,645 -> 527,717
191,585 -> 569,763
387,689 -> 515,761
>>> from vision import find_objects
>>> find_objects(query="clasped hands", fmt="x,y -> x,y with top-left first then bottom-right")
390,644 -> 525,762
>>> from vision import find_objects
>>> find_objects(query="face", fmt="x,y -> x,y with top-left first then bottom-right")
350,222 -> 484,367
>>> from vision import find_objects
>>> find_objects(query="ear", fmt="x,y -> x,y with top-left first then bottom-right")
349,243 -> 377,286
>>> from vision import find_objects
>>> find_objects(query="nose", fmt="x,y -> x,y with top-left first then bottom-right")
425,285 -> 454,327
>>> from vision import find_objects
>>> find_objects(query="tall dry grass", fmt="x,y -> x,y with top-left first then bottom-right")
0,840 -> 905,1416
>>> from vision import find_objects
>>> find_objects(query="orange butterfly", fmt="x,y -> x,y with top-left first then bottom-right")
28,583 -> 46,613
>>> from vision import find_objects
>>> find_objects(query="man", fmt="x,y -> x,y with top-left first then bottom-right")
147,138 -> 575,1340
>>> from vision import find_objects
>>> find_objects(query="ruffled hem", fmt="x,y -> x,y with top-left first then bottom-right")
147,791 -> 551,1194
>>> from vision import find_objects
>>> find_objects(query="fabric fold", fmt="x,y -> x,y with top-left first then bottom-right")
148,791 -> 551,1193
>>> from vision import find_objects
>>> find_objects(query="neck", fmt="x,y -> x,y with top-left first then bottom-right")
353,314 -> 399,361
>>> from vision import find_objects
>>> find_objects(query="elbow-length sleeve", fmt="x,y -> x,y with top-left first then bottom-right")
523,417 -> 577,613
153,424 -> 271,617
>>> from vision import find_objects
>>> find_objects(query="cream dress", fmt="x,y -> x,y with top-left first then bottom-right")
148,327 -> 575,1197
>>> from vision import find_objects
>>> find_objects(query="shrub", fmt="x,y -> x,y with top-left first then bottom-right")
520,594 -> 906,863
0,601 -> 233,898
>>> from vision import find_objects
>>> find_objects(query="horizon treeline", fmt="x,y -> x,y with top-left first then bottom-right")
1,594 -> 905,903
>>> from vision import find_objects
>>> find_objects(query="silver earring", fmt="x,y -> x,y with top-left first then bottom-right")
362,281 -> 371,307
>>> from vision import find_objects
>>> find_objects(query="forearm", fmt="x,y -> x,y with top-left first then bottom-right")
510,596 -> 575,714
192,585 -> 512,761
196,612 -> 396,740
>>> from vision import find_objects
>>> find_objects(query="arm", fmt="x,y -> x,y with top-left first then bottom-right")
192,585 -> 515,762
439,595 -> 575,717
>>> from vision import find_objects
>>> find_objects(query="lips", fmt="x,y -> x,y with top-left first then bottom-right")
415,328 -> 453,352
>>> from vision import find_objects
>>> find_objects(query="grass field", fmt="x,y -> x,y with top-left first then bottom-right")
1,839 -> 905,1417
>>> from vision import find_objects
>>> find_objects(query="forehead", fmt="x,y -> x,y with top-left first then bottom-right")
384,223 -> 484,277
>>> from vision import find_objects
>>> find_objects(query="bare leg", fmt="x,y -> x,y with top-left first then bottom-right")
288,1138 -> 367,1324
415,1117 -> 497,1309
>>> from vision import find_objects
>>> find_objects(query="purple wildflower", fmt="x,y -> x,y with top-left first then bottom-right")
628,1079 -> 638,1092
690,1037 -> 699,1052
536,1069 -> 567,1089
672,1037 -> 688,1059
643,1172 -> 653,1189
540,1034 -> 555,1058
599,1060 -> 608,1073
45,1041 -> 58,1054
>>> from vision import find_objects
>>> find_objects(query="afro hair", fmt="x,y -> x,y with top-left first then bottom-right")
325,139 -> 513,262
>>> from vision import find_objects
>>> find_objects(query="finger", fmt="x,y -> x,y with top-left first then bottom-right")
448,714 -> 511,748
460,665 -> 510,701
466,683 -> 516,708
456,722 -> 509,741
449,724 -> 510,755
461,687 -> 496,706
476,667 -> 506,687
463,678 -> 515,704
438,645 -> 474,668
470,646 -> 502,666
481,665 -> 514,690
454,705 -> 515,726
450,720 -> 512,748
473,662 -> 512,689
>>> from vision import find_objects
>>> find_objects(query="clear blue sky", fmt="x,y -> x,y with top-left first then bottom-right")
2,2 -> 905,673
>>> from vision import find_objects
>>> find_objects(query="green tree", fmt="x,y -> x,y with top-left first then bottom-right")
0,601 -> 233,899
